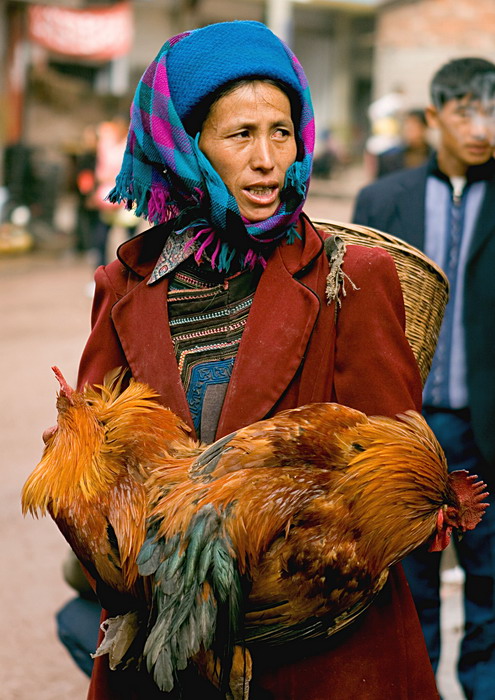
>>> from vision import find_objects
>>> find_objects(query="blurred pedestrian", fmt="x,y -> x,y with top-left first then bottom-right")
73,125 -> 99,255
89,116 -> 139,268
311,128 -> 347,178
364,86 -> 405,178
353,56 -> 495,699
376,109 -> 433,177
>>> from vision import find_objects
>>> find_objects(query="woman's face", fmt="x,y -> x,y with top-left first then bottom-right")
198,81 -> 297,222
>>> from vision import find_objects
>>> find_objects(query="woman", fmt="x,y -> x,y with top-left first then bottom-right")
77,20 -> 438,699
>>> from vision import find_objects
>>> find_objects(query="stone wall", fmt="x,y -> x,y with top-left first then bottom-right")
373,0 -> 495,107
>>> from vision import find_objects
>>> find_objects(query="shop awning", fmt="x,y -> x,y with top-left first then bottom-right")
28,2 -> 133,61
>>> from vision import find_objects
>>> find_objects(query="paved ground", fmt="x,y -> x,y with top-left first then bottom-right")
0,174 -> 466,699
1,254 -> 93,700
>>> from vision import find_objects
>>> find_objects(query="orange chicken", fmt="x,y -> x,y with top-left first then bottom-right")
22,368 -> 488,698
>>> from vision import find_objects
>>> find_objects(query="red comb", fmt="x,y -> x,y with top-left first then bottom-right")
449,470 -> 489,531
52,366 -> 74,399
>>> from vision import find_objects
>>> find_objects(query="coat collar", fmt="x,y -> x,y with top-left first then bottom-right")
428,154 -> 495,185
116,221 -> 173,279
111,214 -> 325,440
217,214 -> 324,437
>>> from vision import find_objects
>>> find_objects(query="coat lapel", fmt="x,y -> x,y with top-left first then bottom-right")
111,275 -> 195,433
468,178 -> 495,263
394,167 -> 427,248
216,220 -> 323,438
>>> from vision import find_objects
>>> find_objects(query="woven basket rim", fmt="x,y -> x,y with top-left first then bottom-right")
312,217 -> 448,287
311,217 -> 449,385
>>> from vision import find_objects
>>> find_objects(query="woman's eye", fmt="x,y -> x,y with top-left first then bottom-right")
232,130 -> 250,139
273,128 -> 291,139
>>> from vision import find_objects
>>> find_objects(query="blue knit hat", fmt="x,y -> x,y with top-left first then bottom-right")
167,21 -> 303,127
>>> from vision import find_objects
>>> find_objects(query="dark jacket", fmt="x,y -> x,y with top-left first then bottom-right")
354,159 -> 495,467
79,214 -> 436,699
377,145 -> 433,178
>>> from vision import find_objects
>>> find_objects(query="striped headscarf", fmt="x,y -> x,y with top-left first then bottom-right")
109,21 -> 315,272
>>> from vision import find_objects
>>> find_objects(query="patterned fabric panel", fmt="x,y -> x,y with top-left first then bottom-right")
148,228 -> 197,283
168,259 -> 260,441
185,360 -> 233,442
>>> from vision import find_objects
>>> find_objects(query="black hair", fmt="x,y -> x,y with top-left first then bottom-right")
406,109 -> 427,126
183,77 -> 302,138
430,57 -> 495,109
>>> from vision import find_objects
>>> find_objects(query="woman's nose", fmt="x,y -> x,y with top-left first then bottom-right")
250,136 -> 275,171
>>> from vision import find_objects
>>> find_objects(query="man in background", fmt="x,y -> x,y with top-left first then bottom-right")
376,109 -> 433,177
353,57 -> 495,699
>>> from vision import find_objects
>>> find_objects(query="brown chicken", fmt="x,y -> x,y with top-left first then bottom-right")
22,367 -> 488,698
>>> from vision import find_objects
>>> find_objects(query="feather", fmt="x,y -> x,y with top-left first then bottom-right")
191,432 -> 239,480
135,535 -> 163,577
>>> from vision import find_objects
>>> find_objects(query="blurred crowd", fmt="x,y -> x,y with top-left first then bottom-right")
0,98 -> 434,261
0,114 -> 139,264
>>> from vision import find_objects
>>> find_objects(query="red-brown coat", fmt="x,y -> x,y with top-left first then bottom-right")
78,215 -> 437,699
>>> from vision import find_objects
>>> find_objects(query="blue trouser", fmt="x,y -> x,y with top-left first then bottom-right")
402,408 -> 495,700
56,596 -> 101,677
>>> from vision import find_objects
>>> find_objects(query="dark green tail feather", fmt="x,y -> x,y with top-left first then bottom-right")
137,505 -> 244,694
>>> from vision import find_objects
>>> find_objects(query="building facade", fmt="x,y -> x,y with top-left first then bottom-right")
374,0 -> 495,109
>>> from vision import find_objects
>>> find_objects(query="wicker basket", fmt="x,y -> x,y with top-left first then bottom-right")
312,219 -> 449,385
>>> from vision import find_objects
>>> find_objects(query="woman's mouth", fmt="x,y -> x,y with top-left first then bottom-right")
243,185 -> 279,205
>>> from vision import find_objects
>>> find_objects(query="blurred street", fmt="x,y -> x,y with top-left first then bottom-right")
0,173 -> 465,700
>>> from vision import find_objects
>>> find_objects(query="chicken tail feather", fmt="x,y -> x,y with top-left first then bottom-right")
138,505 -> 243,694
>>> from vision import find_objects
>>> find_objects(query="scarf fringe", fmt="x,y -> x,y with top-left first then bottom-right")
181,222 -> 271,272
108,172 -> 180,225
285,160 -> 307,198
110,170 -> 301,274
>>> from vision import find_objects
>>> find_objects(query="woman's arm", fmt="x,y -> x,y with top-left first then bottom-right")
333,244 -> 422,416
77,265 -> 129,390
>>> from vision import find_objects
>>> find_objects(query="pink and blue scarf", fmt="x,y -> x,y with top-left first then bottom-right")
109,21 -> 315,272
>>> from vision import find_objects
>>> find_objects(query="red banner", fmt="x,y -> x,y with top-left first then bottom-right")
28,3 -> 133,60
